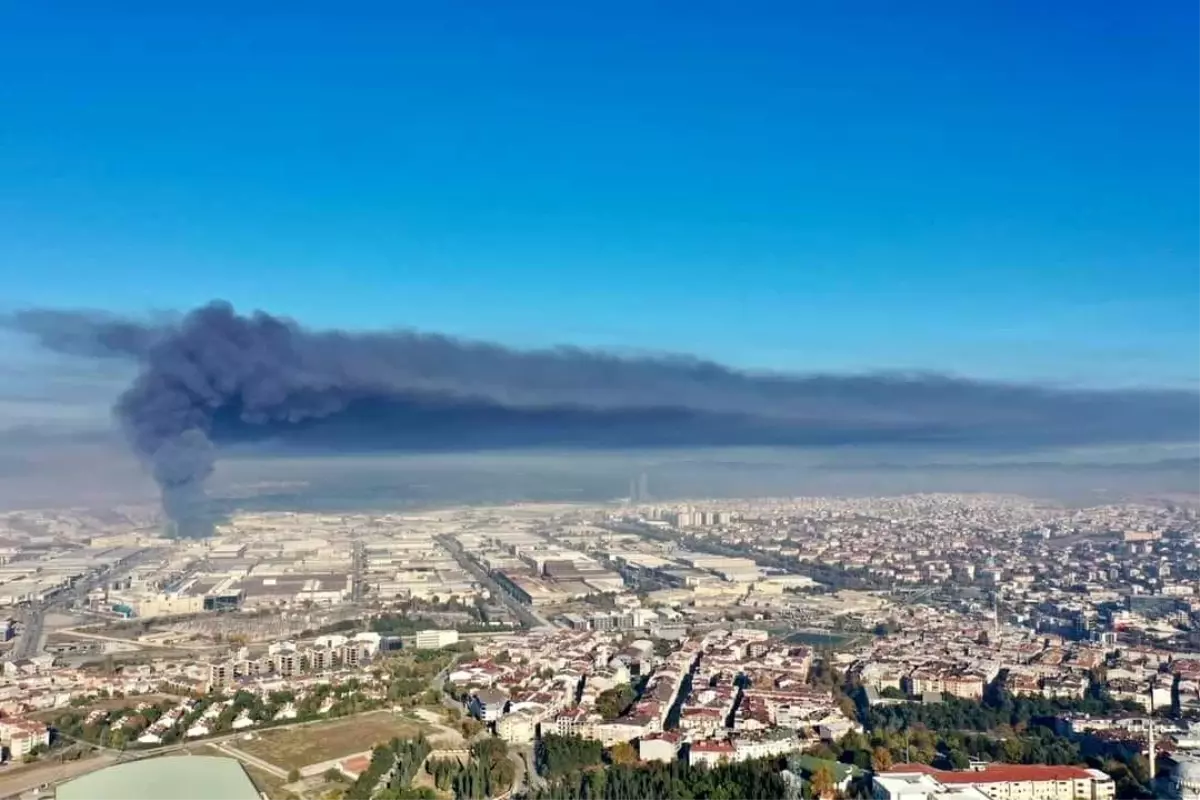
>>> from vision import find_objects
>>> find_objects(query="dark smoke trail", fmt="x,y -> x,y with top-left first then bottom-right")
6,301 -> 1198,537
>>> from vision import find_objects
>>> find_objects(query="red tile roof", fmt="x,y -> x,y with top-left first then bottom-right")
890,764 -> 1095,783
691,740 -> 735,752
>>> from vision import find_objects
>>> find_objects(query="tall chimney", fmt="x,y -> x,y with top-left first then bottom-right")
1148,719 -> 1156,783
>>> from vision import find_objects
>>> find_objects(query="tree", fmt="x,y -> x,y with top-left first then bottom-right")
288,767 -> 302,783
839,731 -> 868,753
653,639 -> 677,657
596,684 -> 635,721
1127,753 -> 1151,785
806,742 -> 839,761
871,746 -> 893,771
324,767 -> 347,783
610,741 -> 638,765
836,691 -> 860,722
1001,737 -> 1026,763
537,734 -> 603,778
810,765 -> 836,799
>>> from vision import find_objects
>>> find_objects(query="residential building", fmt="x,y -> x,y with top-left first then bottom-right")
469,688 -> 509,723
415,629 -> 460,649
874,764 -> 1115,800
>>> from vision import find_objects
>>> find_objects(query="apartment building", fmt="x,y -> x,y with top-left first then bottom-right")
414,629 -> 460,649
469,688 -> 509,723
874,764 -> 1115,800
0,718 -> 49,759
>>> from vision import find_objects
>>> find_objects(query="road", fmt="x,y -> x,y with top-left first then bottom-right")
8,607 -> 45,661
496,748 -> 525,800
0,752 -> 119,799
436,536 -> 553,630
51,627 -> 212,652
429,653 -> 536,800
431,652 -> 473,714
210,741 -> 289,780
7,548 -> 165,663
508,744 -> 546,797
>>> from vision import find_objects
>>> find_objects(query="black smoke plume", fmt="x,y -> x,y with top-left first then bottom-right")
7,301 -> 1198,537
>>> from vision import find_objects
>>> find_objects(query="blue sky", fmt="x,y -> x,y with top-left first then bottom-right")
2,0 -> 1197,387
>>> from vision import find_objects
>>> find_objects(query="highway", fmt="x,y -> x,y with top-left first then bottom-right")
8,606 -> 45,661
435,535 -> 554,630
6,548 -> 163,663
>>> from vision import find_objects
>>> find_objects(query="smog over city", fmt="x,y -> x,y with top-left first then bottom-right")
4,301 -> 1197,535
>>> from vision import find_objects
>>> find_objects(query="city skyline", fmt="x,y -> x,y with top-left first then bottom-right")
0,4 -> 1197,797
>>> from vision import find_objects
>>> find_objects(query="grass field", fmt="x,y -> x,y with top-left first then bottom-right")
235,713 -> 432,771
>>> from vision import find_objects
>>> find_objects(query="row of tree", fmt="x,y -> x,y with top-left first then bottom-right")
346,735 -> 433,800
532,756 -> 790,800
862,686 -> 1140,734
425,738 -> 516,799
536,734 -> 604,778
807,724 -> 1084,774
849,687 -> 1158,798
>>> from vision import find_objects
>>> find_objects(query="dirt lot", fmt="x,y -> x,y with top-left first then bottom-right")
235,713 -> 434,771
242,765 -> 298,800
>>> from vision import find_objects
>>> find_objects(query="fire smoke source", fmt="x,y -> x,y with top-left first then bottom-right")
7,301 -> 1198,537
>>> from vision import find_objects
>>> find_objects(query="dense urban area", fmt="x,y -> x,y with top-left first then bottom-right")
0,491 -> 1199,799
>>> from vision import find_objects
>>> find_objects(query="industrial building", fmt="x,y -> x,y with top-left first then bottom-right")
55,756 -> 259,800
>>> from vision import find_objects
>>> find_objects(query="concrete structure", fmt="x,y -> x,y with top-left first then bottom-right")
639,732 -> 681,764
874,764 -> 1115,800
496,709 -> 536,743
414,629 -> 460,649
688,739 -> 734,767
872,771 -> 990,799
122,593 -> 205,619
469,688 -> 509,722
1166,753 -> 1200,800
0,718 -> 48,759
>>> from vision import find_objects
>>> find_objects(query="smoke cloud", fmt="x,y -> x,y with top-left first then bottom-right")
6,301 -> 1198,537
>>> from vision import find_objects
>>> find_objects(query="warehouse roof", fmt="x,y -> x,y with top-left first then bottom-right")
56,756 -> 259,800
